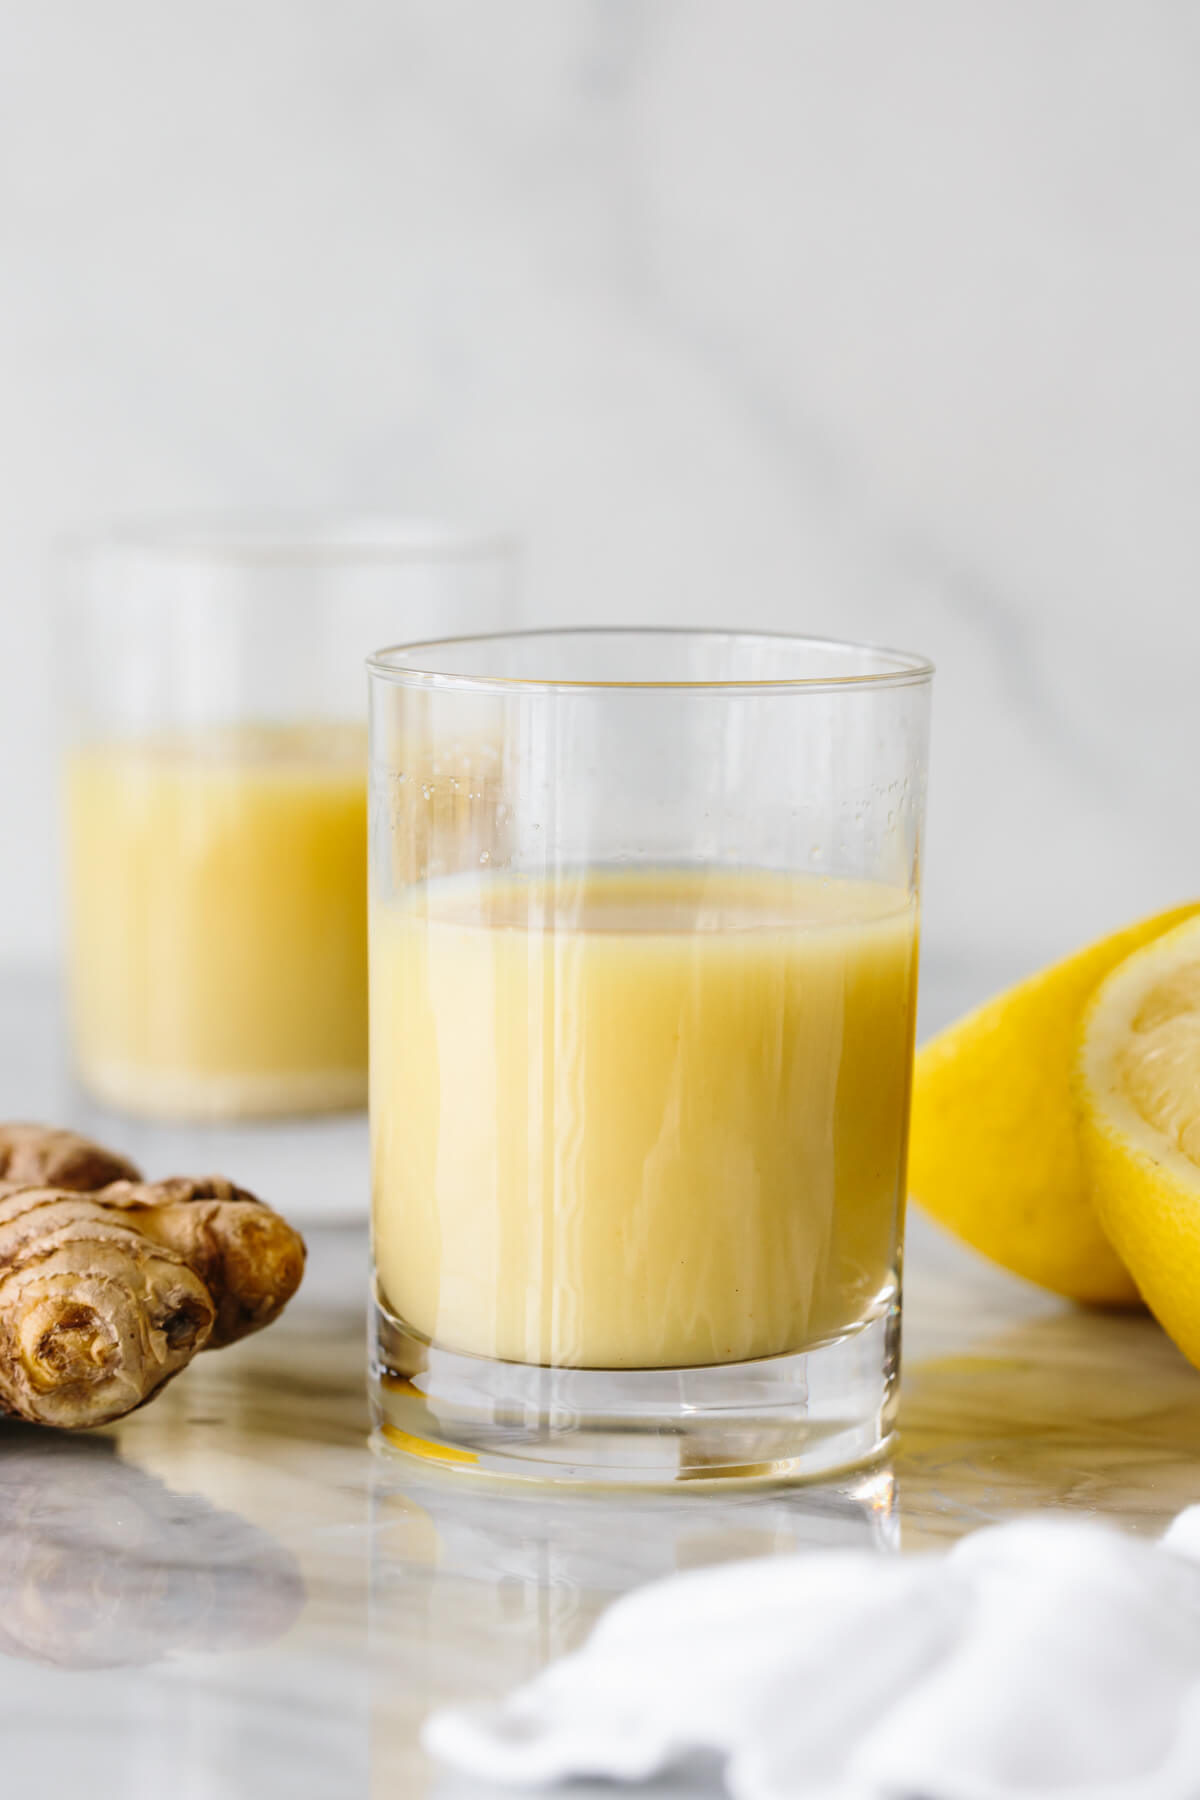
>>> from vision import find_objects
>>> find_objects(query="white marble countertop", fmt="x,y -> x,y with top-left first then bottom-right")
3,968 -> 1200,1796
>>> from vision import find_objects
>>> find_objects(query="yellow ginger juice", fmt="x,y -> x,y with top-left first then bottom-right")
371,868 -> 918,1370
66,724 -> 367,1119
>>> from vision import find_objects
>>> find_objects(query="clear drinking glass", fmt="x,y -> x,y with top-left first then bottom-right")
59,517 -> 515,1122
368,629 -> 932,1483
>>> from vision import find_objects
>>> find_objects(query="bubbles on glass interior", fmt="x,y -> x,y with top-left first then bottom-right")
377,738 -> 510,886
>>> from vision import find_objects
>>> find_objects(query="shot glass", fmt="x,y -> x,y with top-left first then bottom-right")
59,517 -> 515,1122
368,629 -> 932,1483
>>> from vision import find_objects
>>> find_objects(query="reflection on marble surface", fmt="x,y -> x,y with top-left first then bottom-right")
1,981 -> 1200,1792
901,1291 -> 1200,1547
0,1427 -> 304,1668
0,1206 -> 1196,1797
368,1463 -> 897,1795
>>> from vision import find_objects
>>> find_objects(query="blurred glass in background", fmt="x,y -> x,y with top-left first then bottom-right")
58,516 -> 516,1122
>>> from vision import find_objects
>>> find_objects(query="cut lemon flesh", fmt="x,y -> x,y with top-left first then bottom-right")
1078,915 -> 1200,1368
910,903 -> 1199,1303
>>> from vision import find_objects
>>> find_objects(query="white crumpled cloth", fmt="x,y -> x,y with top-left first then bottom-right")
425,1507 -> 1200,1800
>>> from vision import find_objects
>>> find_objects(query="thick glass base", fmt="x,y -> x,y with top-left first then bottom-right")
370,1286 -> 900,1487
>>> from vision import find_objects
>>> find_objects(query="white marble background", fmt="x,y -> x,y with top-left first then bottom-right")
3,1 -> 1199,977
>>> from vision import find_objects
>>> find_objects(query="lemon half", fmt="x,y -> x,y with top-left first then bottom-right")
910,904 -> 1199,1303
1078,914 -> 1200,1367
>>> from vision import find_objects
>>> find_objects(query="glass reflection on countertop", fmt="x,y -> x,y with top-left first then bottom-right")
368,1459 -> 896,1795
372,1460 -> 897,1593
0,1424 -> 305,1669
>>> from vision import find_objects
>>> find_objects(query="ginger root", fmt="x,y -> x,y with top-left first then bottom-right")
98,1176 -> 308,1349
0,1124 -> 305,1430
0,1123 -> 139,1193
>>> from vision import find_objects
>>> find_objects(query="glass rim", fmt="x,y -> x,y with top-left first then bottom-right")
367,626 -> 935,695
56,511 -> 517,569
